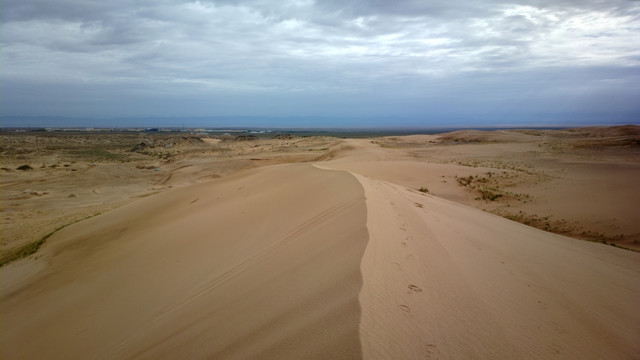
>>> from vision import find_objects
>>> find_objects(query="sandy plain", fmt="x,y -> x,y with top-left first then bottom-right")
1,126 -> 639,359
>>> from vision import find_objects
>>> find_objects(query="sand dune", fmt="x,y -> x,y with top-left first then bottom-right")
1,164 -> 368,359
2,130 -> 640,359
355,174 -> 640,359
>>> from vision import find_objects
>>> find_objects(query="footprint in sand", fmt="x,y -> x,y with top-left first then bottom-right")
401,241 -> 408,247
414,202 -> 424,208
423,344 -> 441,358
393,262 -> 403,272
398,304 -> 414,319
408,284 -> 423,293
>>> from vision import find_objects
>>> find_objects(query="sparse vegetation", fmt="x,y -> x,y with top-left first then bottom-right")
451,159 -> 545,178
234,135 -> 258,141
273,134 -> 298,140
0,213 -> 101,267
418,187 -> 429,193
457,174 -> 503,201
501,211 -> 636,251
456,173 -> 533,203
0,233 -> 49,267
67,149 -> 129,162
504,212 -> 556,230
478,188 -> 502,201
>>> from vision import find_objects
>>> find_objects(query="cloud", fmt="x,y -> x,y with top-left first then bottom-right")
1,0 -> 639,125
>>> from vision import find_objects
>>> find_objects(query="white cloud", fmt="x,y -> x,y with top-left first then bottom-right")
1,0 -> 639,123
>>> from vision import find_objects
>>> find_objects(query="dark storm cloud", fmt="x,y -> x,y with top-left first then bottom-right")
1,0 -> 639,125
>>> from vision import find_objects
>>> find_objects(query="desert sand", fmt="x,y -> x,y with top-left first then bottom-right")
1,127 -> 639,359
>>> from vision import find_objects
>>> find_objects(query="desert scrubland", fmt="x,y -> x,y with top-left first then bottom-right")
1,126 -> 639,359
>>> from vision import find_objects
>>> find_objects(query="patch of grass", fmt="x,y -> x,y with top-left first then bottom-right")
502,211 -> 637,252
418,187 -> 429,193
456,175 -> 474,186
504,212 -> 558,230
456,160 -> 481,168
0,213 -> 101,267
478,188 -> 502,201
602,241 -> 636,252
0,235 -> 49,267
580,230 -> 625,243
457,175 -> 502,201
452,159 -> 543,177
503,190 -> 532,202
66,149 -> 129,162
456,173 -> 534,203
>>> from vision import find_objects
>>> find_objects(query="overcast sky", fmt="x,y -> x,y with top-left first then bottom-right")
1,0 -> 639,127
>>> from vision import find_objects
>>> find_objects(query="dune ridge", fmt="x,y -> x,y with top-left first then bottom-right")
2,143 -> 640,358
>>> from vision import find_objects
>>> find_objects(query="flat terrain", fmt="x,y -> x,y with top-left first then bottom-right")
1,126 -> 639,359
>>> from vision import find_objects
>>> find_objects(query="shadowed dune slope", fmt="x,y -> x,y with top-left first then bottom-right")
1,164 -> 368,359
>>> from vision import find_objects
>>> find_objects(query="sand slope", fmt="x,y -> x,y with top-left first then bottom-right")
1,164 -> 368,359
355,175 -> 640,359
2,157 -> 639,358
